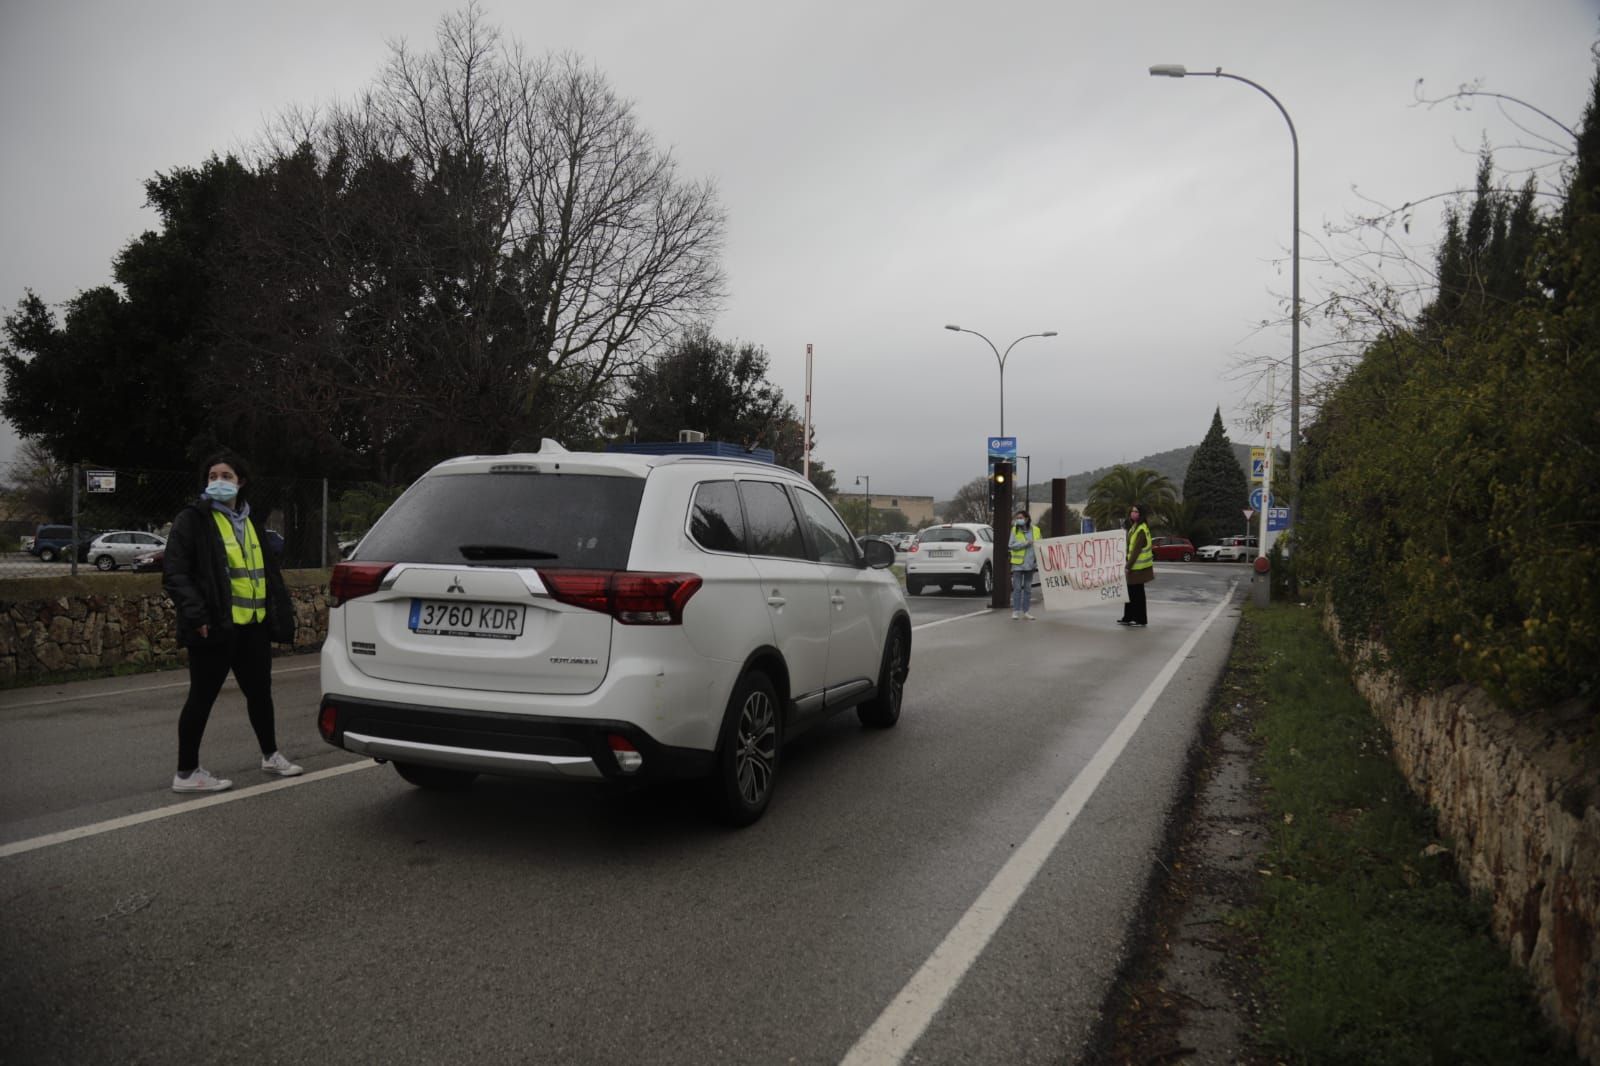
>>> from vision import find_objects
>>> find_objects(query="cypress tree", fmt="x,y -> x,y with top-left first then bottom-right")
1182,409 -> 1250,541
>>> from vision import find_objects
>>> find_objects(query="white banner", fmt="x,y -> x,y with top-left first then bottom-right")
1035,530 -> 1127,612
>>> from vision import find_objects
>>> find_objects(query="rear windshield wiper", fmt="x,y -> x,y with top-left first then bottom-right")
457,544 -> 560,561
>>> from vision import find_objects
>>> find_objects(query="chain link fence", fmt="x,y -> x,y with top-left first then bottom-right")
0,461 -> 408,578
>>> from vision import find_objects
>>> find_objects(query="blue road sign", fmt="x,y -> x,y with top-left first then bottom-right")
1249,487 -> 1275,511
987,436 -> 1017,460
1251,457 -> 1266,480
1080,517 -> 1095,534
1267,507 -> 1290,532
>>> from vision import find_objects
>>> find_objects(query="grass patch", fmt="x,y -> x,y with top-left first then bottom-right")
1243,603 -> 1577,1065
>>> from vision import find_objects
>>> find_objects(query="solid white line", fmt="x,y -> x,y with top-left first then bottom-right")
0,664 -> 320,710
840,581 -> 1240,1066
0,759 -> 380,860
911,609 -> 991,631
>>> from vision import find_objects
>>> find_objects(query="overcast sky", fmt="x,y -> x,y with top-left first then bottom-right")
2,0 -> 1596,500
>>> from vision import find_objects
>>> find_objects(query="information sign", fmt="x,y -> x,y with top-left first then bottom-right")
1250,447 -> 1265,483
86,470 -> 116,494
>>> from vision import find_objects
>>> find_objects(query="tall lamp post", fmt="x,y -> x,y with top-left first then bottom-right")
942,325 -> 1058,439
855,475 -> 871,536
1148,63 -> 1299,530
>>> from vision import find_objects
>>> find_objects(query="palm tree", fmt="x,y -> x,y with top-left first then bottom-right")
1086,466 -> 1178,530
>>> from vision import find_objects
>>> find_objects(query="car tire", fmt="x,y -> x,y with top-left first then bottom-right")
976,564 -> 993,596
709,669 -> 780,827
857,623 -> 909,729
39,548 -> 56,563
95,555 -> 116,572
906,578 -> 923,596
1182,551 -> 1193,562
393,762 -> 478,790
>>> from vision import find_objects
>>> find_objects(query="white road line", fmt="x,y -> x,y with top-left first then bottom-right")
912,609 -> 991,631
0,759 -> 380,860
0,664 -> 320,710
840,581 -> 1240,1066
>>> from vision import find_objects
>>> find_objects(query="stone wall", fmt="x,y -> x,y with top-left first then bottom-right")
0,570 -> 332,680
1335,618 -> 1600,1064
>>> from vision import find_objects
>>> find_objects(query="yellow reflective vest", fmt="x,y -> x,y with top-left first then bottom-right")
1009,524 -> 1042,566
1128,522 -> 1154,572
212,510 -> 267,624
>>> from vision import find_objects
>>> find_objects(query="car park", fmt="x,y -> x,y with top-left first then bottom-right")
86,531 -> 168,571
1151,536 -> 1196,562
317,443 -> 912,826
903,522 -> 995,596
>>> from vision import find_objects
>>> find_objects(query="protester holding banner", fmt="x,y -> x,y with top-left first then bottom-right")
1117,503 -> 1154,627
1008,509 -> 1042,620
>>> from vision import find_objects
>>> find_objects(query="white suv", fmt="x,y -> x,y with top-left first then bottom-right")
318,443 -> 912,826
903,522 -> 995,596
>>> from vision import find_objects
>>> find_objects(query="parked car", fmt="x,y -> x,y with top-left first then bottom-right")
1197,535 -> 1258,562
903,522 -> 995,596
132,549 -> 165,573
28,524 -> 99,563
86,531 -> 168,571
1151,536 -> 1196,562
317,444 -> 912,826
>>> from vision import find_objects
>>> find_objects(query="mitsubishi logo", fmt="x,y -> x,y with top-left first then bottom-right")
446,578 -> 466,594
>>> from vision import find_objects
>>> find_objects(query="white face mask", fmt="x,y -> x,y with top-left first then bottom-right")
205,480 -> 240,502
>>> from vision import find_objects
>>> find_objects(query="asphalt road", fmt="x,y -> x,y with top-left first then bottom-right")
0,565 -> 1245,1065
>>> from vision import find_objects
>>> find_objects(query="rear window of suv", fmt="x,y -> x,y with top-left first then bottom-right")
919,528 -> 975,544
353,472 -> 644,570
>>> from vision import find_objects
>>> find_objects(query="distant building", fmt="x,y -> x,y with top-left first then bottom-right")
834,491 -> 935,528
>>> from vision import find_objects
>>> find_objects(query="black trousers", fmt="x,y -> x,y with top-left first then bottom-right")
177,622 -> 277,772
1121,582 -> 1148,625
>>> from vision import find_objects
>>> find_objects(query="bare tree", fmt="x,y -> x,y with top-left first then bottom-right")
216,4 -> 726,479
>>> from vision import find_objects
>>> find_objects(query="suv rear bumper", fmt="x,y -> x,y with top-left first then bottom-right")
319,694 -> 716,784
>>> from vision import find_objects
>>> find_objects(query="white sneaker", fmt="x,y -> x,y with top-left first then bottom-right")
1011,611 -> 1020,619
172,768 -> 232,793
1023,612 -> 1036,621
261,752 -> 304,777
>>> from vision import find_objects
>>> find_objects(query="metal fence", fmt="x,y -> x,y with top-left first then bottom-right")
0,461 -> 408,578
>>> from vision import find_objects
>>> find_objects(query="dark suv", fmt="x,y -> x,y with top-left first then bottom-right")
29,524 -> 96,563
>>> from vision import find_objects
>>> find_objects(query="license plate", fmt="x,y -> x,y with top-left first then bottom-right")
929,549 -> 954,558
409,600 -> 526,640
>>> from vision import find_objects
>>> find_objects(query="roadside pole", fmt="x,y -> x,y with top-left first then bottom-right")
991,460 -> 1013,610
70,463 -> 79,577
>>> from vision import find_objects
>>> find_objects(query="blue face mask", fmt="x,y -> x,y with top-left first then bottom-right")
204,479 -> 239,503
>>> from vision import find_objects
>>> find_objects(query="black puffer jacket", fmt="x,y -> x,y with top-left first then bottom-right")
163,500 -> 294,648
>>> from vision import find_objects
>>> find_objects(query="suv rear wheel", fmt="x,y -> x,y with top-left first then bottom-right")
710,669 -> 780,826
393,762 -> 478,790
38,547 -> 56,563
975,564 -> 993,595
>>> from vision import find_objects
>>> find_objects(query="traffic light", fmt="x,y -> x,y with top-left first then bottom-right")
989,460 -> 1013,506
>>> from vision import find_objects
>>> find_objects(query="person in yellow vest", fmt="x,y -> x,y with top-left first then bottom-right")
163,451 -> 300,793
1117,503 -> 1155,627
1008,509 -> 1042,620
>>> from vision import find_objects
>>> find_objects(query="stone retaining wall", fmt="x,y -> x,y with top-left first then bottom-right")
0,571 -> 332,680
1333,617 -> 1600,1064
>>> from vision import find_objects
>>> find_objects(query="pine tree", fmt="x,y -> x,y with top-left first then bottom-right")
1182,409 -> 1250,541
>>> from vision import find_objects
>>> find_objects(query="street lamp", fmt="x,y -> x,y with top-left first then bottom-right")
855,475 -> 871,535
1148,63 -> 1300,517
942,325 -> 1058,439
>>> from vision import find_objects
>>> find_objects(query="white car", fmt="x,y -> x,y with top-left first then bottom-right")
903,522 -> 995,596
1197,535 -> 1258,562
86,530 -> 168,571
318,443 -> 912,826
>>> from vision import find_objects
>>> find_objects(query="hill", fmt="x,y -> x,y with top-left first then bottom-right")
937,443 -> 1281,516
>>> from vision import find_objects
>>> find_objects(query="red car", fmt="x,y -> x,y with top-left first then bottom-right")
1151,536 -> 1196,562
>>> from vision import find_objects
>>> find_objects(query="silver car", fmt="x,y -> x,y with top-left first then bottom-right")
86,531 -> 168,571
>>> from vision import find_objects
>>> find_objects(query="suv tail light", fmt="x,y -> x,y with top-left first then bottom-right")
540,570 -> 703,625
330,562 -> 395,606
908,542 -> 919,552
